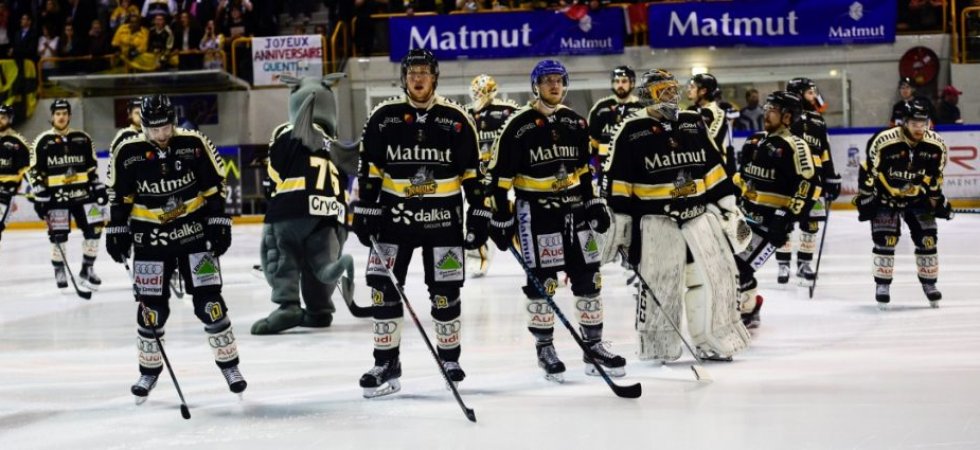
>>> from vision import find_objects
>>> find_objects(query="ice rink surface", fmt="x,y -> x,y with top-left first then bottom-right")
2,210 -> 980,450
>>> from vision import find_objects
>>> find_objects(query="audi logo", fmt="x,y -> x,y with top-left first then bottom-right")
135,263 -> 164,275
526,302 -> 554,314
538,235 -> 563,247
374,321 -> 399,335
873,257 -> 895,267
434,320 -> 462,336
575,299 -> 602,312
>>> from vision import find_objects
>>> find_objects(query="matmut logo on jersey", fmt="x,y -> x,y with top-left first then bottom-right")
47,154 -> 85,167
386,144 -> 453,163
137,171 -> 196,194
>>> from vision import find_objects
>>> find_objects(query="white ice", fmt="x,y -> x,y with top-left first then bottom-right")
2,211 -> 980,450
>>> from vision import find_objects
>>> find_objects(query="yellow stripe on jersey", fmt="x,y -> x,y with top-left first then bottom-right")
276,177 -> 306,195
47,172 -> 90,187
513,166 -> 589,193
877,172 -> 922,197
130,195 -> 206,224
382,176 -> 461,198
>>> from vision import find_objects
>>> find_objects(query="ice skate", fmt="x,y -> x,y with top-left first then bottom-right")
535,342 -> 566,383
796,261 -> 815,287
131,374 -> 159,405
698,347 -> 734,362
876,284 -> 890,310
922,283 -> 942,308
221,366 -> 247,397
360,359 -> 402,398
741,295 -> 763,329
442,361 -> 466,388
583,341 -> 626,377
79,264 -> 102,292
777,262 -> 790,284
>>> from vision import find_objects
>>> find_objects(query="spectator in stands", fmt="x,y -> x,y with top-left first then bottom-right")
935,85 -> 964,125
142,0 -> 178,19
217,0 -> 254,27
890,77 -> 935,126
110,0 -> 140,31
58,22 -> 85,57
9,13 -> 37,60
200,19 -> 224,69
313,24 -> 327,36
87,19 -> 114,56
221,6 -> 253,40
39,0 -> 63,33
173,11 -> 202,52
0,4 -> 12,58
736,88 -> 764,131
191,0 -> 220,25
37,23 -> 59,69
148,13 -> 177,68
287,0 -> 316,25
65,0 -> 95,37
112,12 -> 149,67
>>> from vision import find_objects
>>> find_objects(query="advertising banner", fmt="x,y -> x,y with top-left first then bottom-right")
648,0 -> 896,48
388,7 -> 625,62
251,35 -> 324,86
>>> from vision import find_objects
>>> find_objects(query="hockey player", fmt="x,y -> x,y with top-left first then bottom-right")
587,65 -> 643,187
352,49 -> 489,397
0,105 -> 30,244
486,59 -> 624,382
890,77 -> 935,127
110,98 -> 143,153
733,91 -> 818,328
775,77 -> 842,286
29,99 -> 105,292
604,68 -> 750,362
464,73 -> 520,278
687,73 -> 735,173
105,94 -> 246,402
855,100 -> 951,309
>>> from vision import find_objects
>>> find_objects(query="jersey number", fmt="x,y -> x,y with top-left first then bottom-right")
310,156 -> 339,193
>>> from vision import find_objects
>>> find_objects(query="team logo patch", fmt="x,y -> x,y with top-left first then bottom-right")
134,260 -> 165,296
537,232 -> 565,268
366,243 -> 398,277
371,288 -> 384,305
47,209 -> 70,231
205,301 -> 224,321
189,252 -> 222,288
85,203 -> 106,224
433,246 -> 464,282
543,278 -> 558,297
434,295 -> 449,308
577,230 -> 601,264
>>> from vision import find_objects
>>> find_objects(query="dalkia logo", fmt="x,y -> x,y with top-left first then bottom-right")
391,204 -> 452,225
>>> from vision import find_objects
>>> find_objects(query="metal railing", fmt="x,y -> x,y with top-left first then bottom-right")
961,6 -> 980,63
331,20 -> 350,72
37,54 -> 116,95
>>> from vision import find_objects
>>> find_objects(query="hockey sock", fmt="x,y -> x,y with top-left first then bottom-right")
775,240 -> 793,262
205,318 -> 240,369
574,295 -> 603,341
82,238 -> 99,265
798,230 -> 817,262
915,249 -> 938,285
137,326 -> 165,375
526,297 -> 555,342
431,296 -> 461,362
872,248 -> 895,285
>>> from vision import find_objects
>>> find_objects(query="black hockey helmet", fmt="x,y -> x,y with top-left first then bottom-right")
400,49 -> 439,91
127,97 -> 142,112
690,73 -> 721,101
0,104 -> 14,120
786,77 -> 816,97
611,65 -> 635,84
898,76 -> 914,88
765,90 -> 803,120
50,98 -> 71,115
141,94 -> 176,128
902,98 -> 931,122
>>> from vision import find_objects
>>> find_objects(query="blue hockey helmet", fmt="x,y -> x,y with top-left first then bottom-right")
530,59 -> 569,97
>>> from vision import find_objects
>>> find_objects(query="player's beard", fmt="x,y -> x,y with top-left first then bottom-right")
614,86 -> 630,100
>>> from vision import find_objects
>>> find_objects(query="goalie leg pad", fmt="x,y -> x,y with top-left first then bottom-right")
681,214 -> 750,359
635,215 -> 685,362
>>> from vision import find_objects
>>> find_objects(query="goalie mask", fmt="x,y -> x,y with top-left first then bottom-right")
470,74 -> 498,111
638,69 -> 680,121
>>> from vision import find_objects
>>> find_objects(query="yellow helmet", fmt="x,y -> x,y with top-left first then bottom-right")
470,74 -> 498,109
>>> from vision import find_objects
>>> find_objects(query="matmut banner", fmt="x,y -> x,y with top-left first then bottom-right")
388,7 -> 624,62
648,0 -> 895,48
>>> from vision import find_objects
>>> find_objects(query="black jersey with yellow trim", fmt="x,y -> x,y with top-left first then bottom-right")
605,109 -> 734,219
587,94 -> 644,157
469,98 -> 521,162
736,127 -> 818,224
29,128 -> 98,205
487,103 -> 595,210
108,128 -> 226,226
791,110 -> 836,179
0,129 -> 31,194
862,126 -> 947,208
265,122 -> 349,224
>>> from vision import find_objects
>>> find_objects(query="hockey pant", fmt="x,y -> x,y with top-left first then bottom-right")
131,224 -> 239,376
734,220 -> 781,313
634,214 -> 750,361
261,217 -> 349,314
365,231 -> 465,364
870,207 -> 938,286
45,202 -> 103,271
514,199 -> 606,343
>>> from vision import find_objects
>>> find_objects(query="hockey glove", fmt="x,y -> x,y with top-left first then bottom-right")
90,182 -> 109,206
583,198 -> 610,233
489,211 -> 516,251
105,223 -> 132,263
764,209 -> 792,248
823,173 -> 842,201
32,186 -> 50,219
351,201 -> 383,247
261,177 -> 274,200
933,195 -> 953,220
206,216 -> 233,257
464,206 -> 492,250
853,192 -> 877,222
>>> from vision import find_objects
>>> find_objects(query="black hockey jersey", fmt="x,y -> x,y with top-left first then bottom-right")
587,95 -> 643,158
605,109 -> 734,219
890,96 -> 935,126
358,95 -> 481,234
30,128 -> 98,205
488,104 -> 595,208
691,101 -> 734,171
0,129 -> 31,195
265,122 -> 349,224
736,128 -> 818,224
109,128 -> 226,226
791,111 -> 837,179
861,126 -> 947,208
469,98 -> 520,167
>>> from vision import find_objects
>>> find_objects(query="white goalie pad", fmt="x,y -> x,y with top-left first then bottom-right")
599,212 -> 632,265
681,213 -> 751,358
635,215 -> 685,362
707,197 -> 752,254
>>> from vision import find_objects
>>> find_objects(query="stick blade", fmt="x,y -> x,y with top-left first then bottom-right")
180,404 -> 191,420
465,408 -> 477,422
76,289 -> 92,300
612,382 -> 642,399
692,365 -> 713,383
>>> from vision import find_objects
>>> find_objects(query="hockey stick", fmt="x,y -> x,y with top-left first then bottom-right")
953,208 -> 980,215
507,245 -> 642,398
54,242 -> 92,300
809,205 -> 831,299
124,260 -> 192,420
367,236 -> 477,422
617,248 -> 712,382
